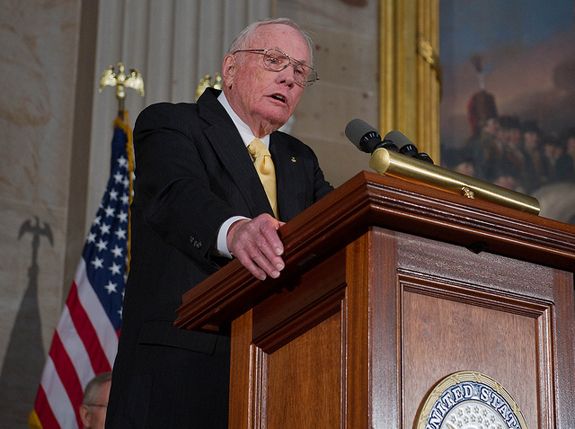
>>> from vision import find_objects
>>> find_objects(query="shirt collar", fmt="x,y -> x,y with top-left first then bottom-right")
217,91 -> 270,148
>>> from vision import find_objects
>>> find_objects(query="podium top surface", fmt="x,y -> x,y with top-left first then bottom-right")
175,171 -> 575,330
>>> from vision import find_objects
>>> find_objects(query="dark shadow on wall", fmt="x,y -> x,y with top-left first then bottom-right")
0,217 -> 52,427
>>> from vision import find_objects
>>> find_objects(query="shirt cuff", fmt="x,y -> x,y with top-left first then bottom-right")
216,216 -> 250,258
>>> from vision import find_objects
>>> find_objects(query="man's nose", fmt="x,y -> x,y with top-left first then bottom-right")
276,66 -> 296,87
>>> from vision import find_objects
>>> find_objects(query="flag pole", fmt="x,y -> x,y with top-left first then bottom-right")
98,61 -> 144,272
29,62 -> 145,429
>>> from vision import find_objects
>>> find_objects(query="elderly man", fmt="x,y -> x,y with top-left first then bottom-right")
106,18 -> 332,428
80,372 -> 111,429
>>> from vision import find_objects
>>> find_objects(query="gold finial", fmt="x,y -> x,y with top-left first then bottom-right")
99,62 -> 145,115
195,72 -> 222,101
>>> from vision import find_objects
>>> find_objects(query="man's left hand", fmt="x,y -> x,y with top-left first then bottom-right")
226,214 -> 285,281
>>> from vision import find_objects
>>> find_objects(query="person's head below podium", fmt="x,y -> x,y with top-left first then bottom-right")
221,18 -> 318,138
79,372 -> 111,429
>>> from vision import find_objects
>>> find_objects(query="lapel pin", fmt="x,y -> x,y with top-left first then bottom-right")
291,156 -> 297,163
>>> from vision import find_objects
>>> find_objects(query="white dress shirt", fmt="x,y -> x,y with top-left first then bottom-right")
215,92 -> 270,257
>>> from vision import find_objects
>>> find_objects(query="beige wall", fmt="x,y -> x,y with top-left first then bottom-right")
277,0 -> 379,187
0,0 -> 86,425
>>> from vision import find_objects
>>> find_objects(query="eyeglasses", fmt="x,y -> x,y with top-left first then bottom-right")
232,48 -> 318,87
83,403 -> 107,408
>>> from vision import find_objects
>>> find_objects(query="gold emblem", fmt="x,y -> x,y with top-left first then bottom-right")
195,73 -> 222,101
99,63 -> 144,99
99,62 -> 145,112
461,186 -> 475,199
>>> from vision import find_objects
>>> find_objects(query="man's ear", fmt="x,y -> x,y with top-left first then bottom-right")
222,54 -> 236,88
79,404 -> 91,428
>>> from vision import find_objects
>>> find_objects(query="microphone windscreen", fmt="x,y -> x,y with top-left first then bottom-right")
416,152 -> 434,164
345,119 -> 379,151
383,130 -> 413,150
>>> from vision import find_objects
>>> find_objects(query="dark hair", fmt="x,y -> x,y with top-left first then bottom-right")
499,115 -> 520,130
522,120 -> 540,134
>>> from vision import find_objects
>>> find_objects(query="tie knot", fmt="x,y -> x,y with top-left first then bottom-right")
248,138 -> 269,159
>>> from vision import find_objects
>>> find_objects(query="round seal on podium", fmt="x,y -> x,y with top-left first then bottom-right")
415,371 -> 528,429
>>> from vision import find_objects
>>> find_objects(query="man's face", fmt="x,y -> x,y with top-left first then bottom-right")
223,24 -> 310,136
567,137 -> 575,156
523,131 -> 539,150
484,118 -> 499,136
509,128 -> 521,145
80,381 -> 110,429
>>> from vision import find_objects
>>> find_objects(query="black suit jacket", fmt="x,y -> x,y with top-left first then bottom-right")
106,88 -> 332,428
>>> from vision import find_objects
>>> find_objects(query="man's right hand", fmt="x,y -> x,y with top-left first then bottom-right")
226,214 -> 285,281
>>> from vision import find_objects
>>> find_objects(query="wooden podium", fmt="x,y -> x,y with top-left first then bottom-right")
176,172 -> 575,428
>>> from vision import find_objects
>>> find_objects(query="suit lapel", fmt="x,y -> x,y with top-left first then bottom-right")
198,89 -> 274,218
270,133 -> 305,221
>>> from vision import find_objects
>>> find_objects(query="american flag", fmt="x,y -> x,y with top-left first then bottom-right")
29,115 -> 133,428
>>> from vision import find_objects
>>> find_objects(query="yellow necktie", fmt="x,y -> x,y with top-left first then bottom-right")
248,138 -> 278,218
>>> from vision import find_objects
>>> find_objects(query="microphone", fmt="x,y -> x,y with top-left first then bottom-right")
416,152 -> 434,164
345,119 -> 398,153
383,130 -> 434,164
345,119 -> 434,164
384,130 -> 417,155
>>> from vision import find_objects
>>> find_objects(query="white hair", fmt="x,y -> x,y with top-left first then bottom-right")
227,18 -> 315,66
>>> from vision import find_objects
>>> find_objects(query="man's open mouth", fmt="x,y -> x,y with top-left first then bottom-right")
270,94 -> 287,103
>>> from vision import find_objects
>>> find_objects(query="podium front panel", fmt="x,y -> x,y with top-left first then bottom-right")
370,227 -> 569,428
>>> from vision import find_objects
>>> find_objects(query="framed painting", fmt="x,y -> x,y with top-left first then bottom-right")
440,0 -> 575,223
